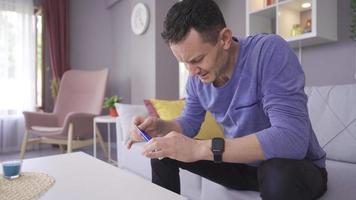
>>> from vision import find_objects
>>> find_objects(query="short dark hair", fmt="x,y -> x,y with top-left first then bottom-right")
161,0 -> 226,45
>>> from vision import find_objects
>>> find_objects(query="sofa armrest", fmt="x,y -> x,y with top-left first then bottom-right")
115,103 -> 149,144
116,116 -> 124,142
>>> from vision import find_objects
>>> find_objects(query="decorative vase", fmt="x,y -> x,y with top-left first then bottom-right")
266,0 -> 274,6
304,19 -> 312,33
109,107 -> 118,117
291,24 -> 303,36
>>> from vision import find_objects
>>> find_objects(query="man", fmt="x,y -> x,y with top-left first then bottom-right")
127,0 -> 327,199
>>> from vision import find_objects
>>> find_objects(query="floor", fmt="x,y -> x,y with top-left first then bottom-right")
0,143 -> 117,165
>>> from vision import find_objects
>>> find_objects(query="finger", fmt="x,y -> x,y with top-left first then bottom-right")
129,127 -> 141,138
132,116 -> 145,126
128,129 -> 141,143
126,140 -> 134,149
138,117 -> 155,130
143,148 -> 166,159
142,141 -> 157,153
142,138 -> 162,153
165,131 -> 179,137
130,117 -> 146,139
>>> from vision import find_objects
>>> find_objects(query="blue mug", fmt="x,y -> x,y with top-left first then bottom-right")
2,160 -> 22,179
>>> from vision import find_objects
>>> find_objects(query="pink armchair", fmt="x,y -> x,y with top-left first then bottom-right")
20,69 -> 109,159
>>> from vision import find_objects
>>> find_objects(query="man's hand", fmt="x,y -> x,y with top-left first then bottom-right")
141,131 -> 210,162
126,116 -> 162,149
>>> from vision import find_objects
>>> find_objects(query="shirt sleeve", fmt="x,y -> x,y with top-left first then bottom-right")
255,35 -> 310,160
175,76 -> 206,138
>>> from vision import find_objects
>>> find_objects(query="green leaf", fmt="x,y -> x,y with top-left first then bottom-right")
102,95 -> 123,109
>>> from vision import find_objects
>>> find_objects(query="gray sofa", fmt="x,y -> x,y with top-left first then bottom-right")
115,83 -> 356,200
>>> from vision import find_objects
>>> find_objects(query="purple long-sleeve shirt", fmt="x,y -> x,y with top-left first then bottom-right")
176,34 -> 326,168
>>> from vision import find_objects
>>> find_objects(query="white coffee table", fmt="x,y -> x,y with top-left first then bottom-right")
21,152 -> 187,200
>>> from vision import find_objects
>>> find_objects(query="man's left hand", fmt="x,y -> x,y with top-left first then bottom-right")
142,131 -> 206,162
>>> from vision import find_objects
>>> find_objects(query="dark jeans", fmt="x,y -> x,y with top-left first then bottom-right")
151,158 -> 328,200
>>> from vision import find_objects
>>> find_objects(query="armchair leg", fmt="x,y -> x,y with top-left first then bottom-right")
67,123 -> 73,153
59,145 -> 65,153
19,131 -> 29,159
96,127 -> 108,159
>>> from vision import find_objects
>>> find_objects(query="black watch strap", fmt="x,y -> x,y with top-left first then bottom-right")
212,137 -> 225,163
213,152 -> 222,163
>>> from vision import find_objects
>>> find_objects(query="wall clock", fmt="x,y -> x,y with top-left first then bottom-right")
131,3 -> 150,35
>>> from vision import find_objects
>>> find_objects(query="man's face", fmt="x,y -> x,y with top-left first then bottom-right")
170,29 -> 226,84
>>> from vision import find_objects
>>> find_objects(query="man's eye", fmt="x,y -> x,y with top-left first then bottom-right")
192,57 -> 203,64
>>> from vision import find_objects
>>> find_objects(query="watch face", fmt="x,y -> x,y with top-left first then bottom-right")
212,138 -> 224,152
131,3 -> 150,35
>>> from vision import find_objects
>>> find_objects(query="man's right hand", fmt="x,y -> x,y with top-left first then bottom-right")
126,116 -> 162,149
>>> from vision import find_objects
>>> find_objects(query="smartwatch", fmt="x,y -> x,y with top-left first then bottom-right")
211,137 -> 225,163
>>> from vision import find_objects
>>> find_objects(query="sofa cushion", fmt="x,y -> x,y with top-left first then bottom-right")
143,99 -> 224,139
118,141 -> 152,180
320,160 -> 356,200
180,169 -> 203,200
201,177 -> 260,200
143,99 -> 183,119
305,84 -> 356,163
115,103 -> 148,143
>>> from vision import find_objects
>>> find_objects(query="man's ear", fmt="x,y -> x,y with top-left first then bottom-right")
219,28 -> 233,50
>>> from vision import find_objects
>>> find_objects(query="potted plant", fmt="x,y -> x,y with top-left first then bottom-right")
103,95 -> 122,117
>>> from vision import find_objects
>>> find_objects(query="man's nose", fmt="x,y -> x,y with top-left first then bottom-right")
186,64 -> 201,76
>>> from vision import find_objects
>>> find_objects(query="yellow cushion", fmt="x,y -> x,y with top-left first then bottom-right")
148,99 -> 224,139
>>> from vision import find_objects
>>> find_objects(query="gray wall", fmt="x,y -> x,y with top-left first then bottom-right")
214,0 -> 246,37
70,0 -> 178,105
127,0 -> 156,104
109,0 -> 132,103
155,0 -> 179,99
70,0 -> 113,71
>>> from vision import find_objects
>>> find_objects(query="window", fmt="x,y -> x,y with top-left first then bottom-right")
0,11 -> 17,80
0,1 -> 36,115
0,0 -> 36,153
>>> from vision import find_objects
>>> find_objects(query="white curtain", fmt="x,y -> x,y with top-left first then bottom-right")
0,0 -> 35,153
